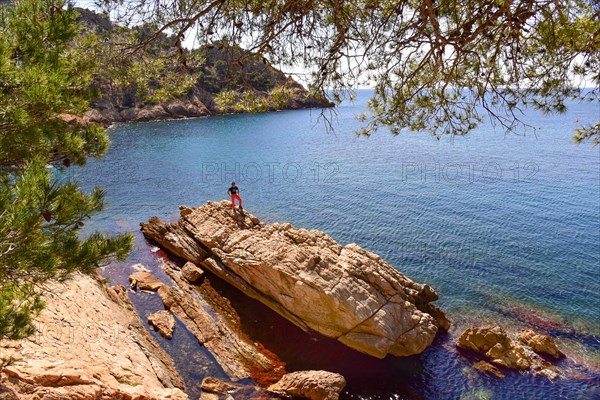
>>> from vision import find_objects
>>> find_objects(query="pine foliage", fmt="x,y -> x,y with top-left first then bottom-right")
0,0 -> 133,342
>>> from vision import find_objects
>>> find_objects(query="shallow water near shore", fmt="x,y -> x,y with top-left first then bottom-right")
70,90 -> 599,399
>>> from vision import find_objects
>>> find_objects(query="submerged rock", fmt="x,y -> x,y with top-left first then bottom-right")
201,377 -> 243,394
472,361 -> 505,378
267,370 -> 346,400
458,325 -> 565,380
148,310 -> 176,339
198,376 -> 276,399
518,328 -> 563,359
141,200 -> 449,358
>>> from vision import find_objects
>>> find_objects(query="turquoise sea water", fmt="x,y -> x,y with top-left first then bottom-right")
70,90 -> 600,399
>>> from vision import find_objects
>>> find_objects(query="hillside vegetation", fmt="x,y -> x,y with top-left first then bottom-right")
76,8 -> 332,124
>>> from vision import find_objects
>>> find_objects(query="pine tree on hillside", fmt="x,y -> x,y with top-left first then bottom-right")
0,0 -> 133,342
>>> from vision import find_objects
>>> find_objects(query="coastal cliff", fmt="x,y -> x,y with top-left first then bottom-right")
76,9 -> 333,125
141,200 -> 450,359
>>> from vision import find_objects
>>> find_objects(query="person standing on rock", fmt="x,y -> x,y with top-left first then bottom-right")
227,182 -> 242,210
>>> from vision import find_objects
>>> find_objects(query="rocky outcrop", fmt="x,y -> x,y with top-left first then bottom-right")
86,94 -> 211,125
86,82 -> 332,125
141,200 -> 449,359
457,325 -> 531,370
0,273 -> 187,399
140,216 -> 211,264
267,370 -> 346,400
518,328 -> 563,359
457,325 -> 563,380
76,9 -> 334,125
148,310 -> 176,339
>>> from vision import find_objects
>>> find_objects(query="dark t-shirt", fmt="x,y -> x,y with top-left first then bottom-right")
228,186 -> 239,195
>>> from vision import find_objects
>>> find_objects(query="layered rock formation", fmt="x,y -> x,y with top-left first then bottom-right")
141,200 -> 450,359
0,273 -> 187,399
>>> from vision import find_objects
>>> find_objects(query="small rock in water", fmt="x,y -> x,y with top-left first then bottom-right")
267,370 -> 346,400
201,377 -> 242,393
532,364 -> 560,380
148,310 -> 175,339
200,377 -> 262,398
457,325 -> 531,370
128,271 -> 164,292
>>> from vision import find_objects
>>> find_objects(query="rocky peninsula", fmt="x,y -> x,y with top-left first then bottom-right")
141,200 -> 450,359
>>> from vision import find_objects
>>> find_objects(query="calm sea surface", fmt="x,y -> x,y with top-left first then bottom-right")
70,90 -> 600,399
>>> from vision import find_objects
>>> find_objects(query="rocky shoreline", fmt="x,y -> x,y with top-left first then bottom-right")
1,201 -> 575,399
74,7 -> 334,127
85,78 -> 333,126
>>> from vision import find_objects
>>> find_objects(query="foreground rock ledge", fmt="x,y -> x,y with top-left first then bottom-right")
0,273 -> 187,399
141,200 -> 450,358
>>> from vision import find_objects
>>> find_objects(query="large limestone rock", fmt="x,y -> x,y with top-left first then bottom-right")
0,273 -> 187,399
141,200 -> 449,358
267,370 -> 346,400
457,325 -> 532,370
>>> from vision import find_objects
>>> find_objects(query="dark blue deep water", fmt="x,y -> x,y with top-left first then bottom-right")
70,90 -> 600,399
